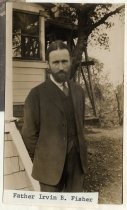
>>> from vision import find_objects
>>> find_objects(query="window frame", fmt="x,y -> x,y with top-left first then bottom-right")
12,3 -> 45,62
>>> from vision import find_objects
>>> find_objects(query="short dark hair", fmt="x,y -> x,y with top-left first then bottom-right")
46,40 -> 71,61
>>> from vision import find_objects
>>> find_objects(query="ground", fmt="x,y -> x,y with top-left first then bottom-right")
84,126 -> 123,204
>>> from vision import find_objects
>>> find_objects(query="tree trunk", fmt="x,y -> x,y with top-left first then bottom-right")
115,92 -> 123,125
70,11 -> 89,78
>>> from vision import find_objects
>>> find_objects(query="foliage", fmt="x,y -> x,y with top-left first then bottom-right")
80,58 -> 121,127
92,64 -> 121,127
95,80 -> 119,127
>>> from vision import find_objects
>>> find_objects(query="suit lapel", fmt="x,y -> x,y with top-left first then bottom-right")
44,79 -> 80,132
68,80 -> 77,112
68,80 -> 80,132
44,79 -> 65,114
44,79 -> 80,122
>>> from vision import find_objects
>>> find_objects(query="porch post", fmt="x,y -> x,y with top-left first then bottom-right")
39,15 -> 45,61
5,2 -> 13,121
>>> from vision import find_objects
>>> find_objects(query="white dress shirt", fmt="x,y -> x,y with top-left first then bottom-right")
50,74 -> 68,91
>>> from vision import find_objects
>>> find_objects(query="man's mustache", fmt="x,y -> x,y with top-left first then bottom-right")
57,70 -> 66,74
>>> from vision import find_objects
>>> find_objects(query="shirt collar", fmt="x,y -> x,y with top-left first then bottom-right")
50,74 -> 68,91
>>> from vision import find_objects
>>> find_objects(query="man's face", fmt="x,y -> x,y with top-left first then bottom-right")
48,49 -> 71,83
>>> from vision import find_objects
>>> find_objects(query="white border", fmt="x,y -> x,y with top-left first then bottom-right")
26,0 -> 126,4
0,0 -> 127,209
123,1 -> 127,205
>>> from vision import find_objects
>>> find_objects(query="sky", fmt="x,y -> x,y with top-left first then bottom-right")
88,13 -> 124,87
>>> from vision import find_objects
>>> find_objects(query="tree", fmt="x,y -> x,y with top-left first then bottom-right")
93,74 -> 120,127
115,82 -> 124,125
44,3 -> 124,118
68,4 -> 124,78
44,3 -> 124,77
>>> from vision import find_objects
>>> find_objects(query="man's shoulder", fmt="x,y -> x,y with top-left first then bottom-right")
31,80 -> 49,92
26,80 -> 48,100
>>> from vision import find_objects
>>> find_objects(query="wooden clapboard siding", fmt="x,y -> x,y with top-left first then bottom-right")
13,74 -> 43,82
13,61 -> 47,104
13,68 -> 43,75
13,61 -> 47,69
13,96 -> 29,104
14,89 -> 31,96
13,81 -> 41,89
14,89 -> 31,104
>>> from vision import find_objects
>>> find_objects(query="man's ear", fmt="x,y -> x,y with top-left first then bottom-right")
46,61 -> 50,69
46,62 -> 51,74
46,61 -> 49,68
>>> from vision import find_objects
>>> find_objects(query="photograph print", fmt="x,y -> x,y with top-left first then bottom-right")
4,0 -> 125,204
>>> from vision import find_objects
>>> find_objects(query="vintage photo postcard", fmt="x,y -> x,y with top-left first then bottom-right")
0,0 -> 126,209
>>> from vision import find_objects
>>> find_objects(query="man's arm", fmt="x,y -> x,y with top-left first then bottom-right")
22,88 -> 40,161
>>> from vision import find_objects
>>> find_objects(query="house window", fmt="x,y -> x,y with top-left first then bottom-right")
13,11 -> 40,60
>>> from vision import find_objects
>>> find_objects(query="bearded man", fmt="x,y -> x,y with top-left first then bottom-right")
22,40 -> 87,192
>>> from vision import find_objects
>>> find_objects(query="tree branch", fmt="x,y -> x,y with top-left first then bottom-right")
67,3 -> 100,13
90,5 -> 124,32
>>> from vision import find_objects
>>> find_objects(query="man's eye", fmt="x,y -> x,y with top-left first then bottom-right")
62,60 -> 68,64
53,61 -> 59,64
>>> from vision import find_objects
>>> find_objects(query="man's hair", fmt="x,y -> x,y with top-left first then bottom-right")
46,40 -> 71,61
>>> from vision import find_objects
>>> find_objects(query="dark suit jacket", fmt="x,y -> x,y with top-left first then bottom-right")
22,79 -> 87,185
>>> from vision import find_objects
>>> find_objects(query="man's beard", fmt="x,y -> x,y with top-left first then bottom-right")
51,70 -> 70,83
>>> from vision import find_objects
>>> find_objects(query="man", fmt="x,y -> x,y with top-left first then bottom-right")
22,40 -> 87,192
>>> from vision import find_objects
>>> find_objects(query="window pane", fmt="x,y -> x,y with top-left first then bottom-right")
13,11 -> 40,60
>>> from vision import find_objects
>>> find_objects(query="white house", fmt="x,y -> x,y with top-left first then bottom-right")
5,1 -> 47,191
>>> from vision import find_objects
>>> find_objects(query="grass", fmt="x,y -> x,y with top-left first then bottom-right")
83,126 -> 123,204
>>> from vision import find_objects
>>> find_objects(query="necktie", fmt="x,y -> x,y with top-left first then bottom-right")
63,83 -> 69,96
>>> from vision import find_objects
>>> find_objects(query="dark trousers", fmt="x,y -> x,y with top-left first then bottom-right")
39,146 -> 84,192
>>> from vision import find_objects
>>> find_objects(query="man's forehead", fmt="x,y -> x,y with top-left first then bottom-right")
49,49 -> 70,60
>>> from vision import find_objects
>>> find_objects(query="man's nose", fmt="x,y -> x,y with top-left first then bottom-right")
59,62 -> 64,70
